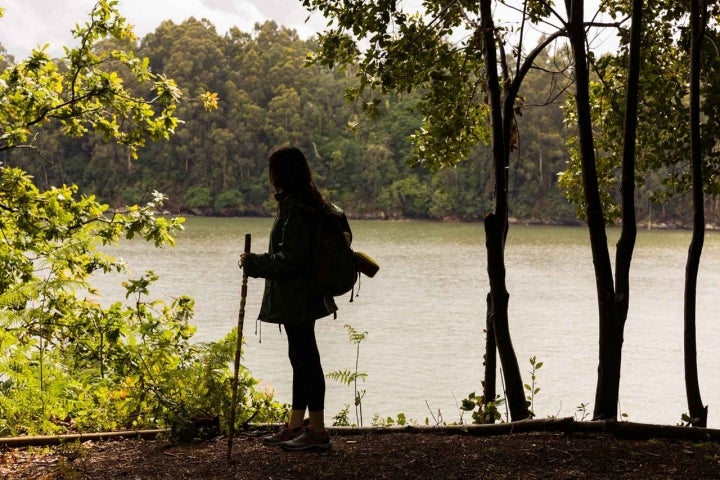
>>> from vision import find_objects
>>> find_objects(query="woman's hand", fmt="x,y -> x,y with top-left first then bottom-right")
239,253 -> 248,268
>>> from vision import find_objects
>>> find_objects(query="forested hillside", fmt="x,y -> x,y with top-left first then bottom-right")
0,19 -> 702,225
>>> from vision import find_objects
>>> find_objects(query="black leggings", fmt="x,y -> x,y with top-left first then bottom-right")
285,321 -> 325,412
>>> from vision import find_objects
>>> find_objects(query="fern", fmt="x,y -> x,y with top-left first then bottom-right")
326,369 -> 368,386
346,324 -> 368,344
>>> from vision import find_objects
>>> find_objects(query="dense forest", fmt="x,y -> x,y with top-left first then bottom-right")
0,18 -> 708,225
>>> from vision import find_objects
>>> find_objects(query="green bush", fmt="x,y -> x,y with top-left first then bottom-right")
214,188 -> 245,209
184,186 -> 213,209
0,167 -> 285,438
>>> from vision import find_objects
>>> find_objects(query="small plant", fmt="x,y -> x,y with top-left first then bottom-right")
332,405 -> 351,427
372,412 -> 408,427
424,402 -> 445,426
326,324 -> 368,426
678,413 -> 699,427
524,355 -> 543,418
460,392 -> 505,424
575,402 -> 591,421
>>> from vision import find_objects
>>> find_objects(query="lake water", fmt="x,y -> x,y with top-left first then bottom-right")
97,217 -> 720,427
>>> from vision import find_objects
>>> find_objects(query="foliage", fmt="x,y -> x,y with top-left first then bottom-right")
214,189 -> 245,210
678,412 -> 700,427
326,324 -> 368,427
559,1 -> 720,223
0,167 -> 284,437
1,6 -> 715,225
377,174 -> 431,218
0,0 -> 214,158
303,0 -> 492,170
460,392 -> 506,425
183,186 -> 213,209
1,9 -> 594,225
331,405 -> 351,427
371,412 -> 408,427
0,2 -> 282,438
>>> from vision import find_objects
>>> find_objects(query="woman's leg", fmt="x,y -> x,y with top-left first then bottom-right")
307,409 -> 325,433
285,321 -> 325,433
287,409 -> 305,430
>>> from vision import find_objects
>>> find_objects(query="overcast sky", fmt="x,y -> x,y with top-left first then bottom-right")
0,0 -> 616,60
0,0 -> 329,58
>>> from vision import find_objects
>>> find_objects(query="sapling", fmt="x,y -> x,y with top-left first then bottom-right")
327,324 -> 368,426
524,355 -> 543,418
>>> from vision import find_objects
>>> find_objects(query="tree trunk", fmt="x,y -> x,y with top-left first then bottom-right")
684,0 -> 708,428
479,0 -> 529,421
483,292 -> 497,423
484,214 -> 526,420
476,6 -> 565,424
608,0 -> 644,422
615,0 -> 643,330
564,0 -> 619,420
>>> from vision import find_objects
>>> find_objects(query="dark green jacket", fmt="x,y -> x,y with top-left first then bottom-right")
243,193 -> 337,325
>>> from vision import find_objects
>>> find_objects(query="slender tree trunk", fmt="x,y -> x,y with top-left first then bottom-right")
479,0 -> 528,421
564,0 -> 619,420
615,0 -> 643,327
484,214 -> 527,420
609,0 -> 644,421
684,0 -> 708,428
477,13 -> 563,424
483,292 -> 497,423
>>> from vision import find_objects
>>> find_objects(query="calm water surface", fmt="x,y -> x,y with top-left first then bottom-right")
98,218 -> 720,427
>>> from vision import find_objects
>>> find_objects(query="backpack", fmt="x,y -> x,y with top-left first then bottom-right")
312,203 -> 358,297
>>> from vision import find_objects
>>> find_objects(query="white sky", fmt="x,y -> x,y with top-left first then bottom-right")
0,0 -> 329,58
0,0 -> 616,59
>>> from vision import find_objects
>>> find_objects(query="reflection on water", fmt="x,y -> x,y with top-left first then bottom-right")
96,218 -> 720,427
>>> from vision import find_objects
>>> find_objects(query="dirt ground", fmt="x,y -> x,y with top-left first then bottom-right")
2,428 -> 720,480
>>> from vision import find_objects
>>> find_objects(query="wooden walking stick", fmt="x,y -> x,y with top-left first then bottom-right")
227,233 -> 251,460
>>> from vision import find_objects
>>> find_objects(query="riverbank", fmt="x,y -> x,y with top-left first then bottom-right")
3,425 -> 720,479
171,208 -> 720,231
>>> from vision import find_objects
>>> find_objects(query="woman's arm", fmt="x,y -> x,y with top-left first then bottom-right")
242,206 -> 314,280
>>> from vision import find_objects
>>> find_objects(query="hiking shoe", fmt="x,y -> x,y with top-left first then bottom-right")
262,423 -> 303,445
281,428 -> 331,451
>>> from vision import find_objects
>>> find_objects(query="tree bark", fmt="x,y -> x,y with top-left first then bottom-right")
608,0 -> 644,422
477,1 -> 571,424
484,213 -> 527,421
483,292 -> 497,422
614,0 -> 642,335
564,0 -> 619,420
479,0 -> 528,421
684,0 -> 708,428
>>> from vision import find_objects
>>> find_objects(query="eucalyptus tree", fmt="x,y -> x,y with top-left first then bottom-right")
136,17 -> 228,197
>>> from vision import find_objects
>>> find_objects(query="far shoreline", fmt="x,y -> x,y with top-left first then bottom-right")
159,208 -> 720,232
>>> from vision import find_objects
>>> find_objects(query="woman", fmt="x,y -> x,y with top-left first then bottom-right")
240,145 -> 335,451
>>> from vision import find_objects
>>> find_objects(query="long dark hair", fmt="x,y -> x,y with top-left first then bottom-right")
268,145 -> 325,207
